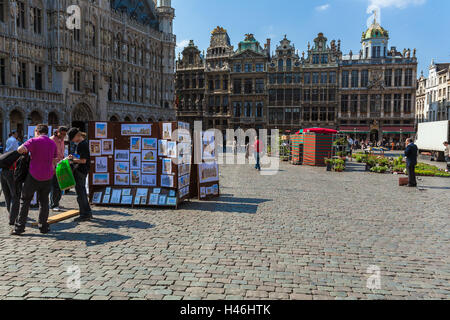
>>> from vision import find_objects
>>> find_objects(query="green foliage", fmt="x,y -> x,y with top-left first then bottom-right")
370,166 -> 388,173
333,137 -> 347,146
334,164 -> 345,172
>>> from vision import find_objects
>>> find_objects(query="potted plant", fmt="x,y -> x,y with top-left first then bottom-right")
325,158 -> 333,171
365,158 -> 376,171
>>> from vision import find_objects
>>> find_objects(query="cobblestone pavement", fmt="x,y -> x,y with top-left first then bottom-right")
0,161 -> 449,300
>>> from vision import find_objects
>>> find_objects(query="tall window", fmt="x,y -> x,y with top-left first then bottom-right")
255,79 -> 264,93
286,59 -> 292,71
293,89 -> 301,103
329,72 -> 336,84
321,54 -> 328,64
244,63 -> 252,72
233,102 -> 241,117
74,28 -> 80,42
372,46 -> 381,58
405,69 -> 413,87
312,89 -> 319,102
278,59 -> 283,71
233,80 -> 241,94
285,73 -> 292,84
341,71 -> 349,88
328,89 -> 335,101
256,102 -> 263,118
107,77 -> 112,101
18,62 -> 26,88
117,77 -> 121,100
256,63 -> 264,72
385,69 -> 392,87
404,94 -> 412,113
312,72 -> 319,84
351,70 -> 359,88
341,95 -> 349,113
269,89 -> 276,103
303,89 -> 310,102
361,70 -> 369,87
394,94 -> 401,113
304,73 -> 310,84
0,58 -> 5,85
320,88 -> 327,102
350,95 -> 358,113
383,94 -> 391,114
285,88 -> 292,104
360,94 -> 368,114
294,73 -> 301,84
394,69 -> 402,87
285,108 -> 292,122
244,102 -> 252,117
17,1 -> 25,29
223,77 -> 228,90
320,72 -> 327,84
312,55 -> 319,64
32,7 -> 42,34
74,70 -> 81,91
34,65 -> 42,90
269,74 -> 276,84
244,79 -> 252,94
0,0 -> 5,22
277,73 -> 283,84
92,74 -> 97,94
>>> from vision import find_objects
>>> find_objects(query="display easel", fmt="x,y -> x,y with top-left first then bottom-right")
88,121 -> 192,209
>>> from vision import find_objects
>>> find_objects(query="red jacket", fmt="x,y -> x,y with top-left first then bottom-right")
253,140 -> 263,153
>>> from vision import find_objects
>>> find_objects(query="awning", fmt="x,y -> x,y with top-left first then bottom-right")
382,126 -> 415,134
339,126 -> 370,133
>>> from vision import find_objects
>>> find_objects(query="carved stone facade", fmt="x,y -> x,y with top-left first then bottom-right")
0,0 -> 176,142
176,17 -> 417,143
415,61 -> 450,123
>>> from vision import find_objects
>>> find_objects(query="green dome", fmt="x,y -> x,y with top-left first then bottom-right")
362,23 -> 389,40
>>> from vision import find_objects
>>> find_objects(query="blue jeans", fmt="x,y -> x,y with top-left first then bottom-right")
254,152 -> 261,170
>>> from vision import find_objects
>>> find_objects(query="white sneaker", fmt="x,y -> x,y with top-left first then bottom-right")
52,207 -> 61,212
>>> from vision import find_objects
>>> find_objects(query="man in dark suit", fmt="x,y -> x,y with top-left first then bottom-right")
404,138 -> 418,187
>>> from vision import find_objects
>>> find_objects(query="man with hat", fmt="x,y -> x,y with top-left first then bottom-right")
67,128 -> 92,222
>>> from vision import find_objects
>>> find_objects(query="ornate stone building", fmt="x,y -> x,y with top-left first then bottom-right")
0,0 -> 176,142
415,61 -> 450,123
175,40 -> 205,126
338,18 -> 417,142
229,33 -> 269,130
175,17 -> 418,143
267,34 -> 341,133
204,27 -> 233,131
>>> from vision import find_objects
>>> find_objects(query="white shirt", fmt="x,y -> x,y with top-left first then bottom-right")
5,136 -> 20,153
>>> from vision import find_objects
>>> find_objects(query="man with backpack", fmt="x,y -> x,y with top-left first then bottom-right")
12,124 -> 57,235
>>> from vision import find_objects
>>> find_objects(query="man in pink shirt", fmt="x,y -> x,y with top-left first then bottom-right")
50,126 -> 68,211
12,124 -> 57,235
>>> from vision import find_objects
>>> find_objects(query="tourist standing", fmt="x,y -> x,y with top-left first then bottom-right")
0,154 -> 19,228
404,138 -> 418,188
5,131 -> 20,153
444,141 -> 450,173
67,128 -> 92,222
12,125 -> 57,235
253,136 -> 262,171
50,127 -> 68,212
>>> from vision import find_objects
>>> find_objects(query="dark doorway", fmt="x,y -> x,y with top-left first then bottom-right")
370,129 -> 379,143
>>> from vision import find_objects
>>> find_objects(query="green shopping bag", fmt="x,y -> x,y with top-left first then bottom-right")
56,159 -> 76,191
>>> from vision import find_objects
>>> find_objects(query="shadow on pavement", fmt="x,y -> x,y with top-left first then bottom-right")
180,196 -> 271,214
418,185 -> 450,190
26,231 -> 131,246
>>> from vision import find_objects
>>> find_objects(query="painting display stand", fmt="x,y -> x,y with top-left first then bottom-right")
88,121 -> 192,209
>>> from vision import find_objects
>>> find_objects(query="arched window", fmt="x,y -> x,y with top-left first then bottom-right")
124,116 -> 132,122
286,59 -> 292,71
110,115 -> 119,122
278,59 -> 284,71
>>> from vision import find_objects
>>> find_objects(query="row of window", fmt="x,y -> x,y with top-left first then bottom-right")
269,72 -> 337,85
1,60 -> 43,90
341,69 -> 414,88
269,88 -> 337,103
233,102 -> 264,118
269,107 -> 336,123
341,94 -> 413,113
233,79 -> 265,94
234,63 -> 265,73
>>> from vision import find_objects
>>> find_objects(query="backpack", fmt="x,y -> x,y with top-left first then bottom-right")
14,154 -> 30,184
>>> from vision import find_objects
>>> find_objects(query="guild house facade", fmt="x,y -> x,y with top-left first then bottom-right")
176,16 -> 417,143
0,0 -> 176,142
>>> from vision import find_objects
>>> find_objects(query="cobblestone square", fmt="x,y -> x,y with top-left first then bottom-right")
0,161 -> 449,300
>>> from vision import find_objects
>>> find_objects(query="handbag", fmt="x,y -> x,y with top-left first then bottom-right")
56,159 -> 76,191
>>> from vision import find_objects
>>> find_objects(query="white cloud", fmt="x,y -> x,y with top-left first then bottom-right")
176,39 -> 190,49
368,0 -> 426,11
316,4 -> 330,11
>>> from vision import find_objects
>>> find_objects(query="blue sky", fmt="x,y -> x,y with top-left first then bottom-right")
172,0 -> 450,77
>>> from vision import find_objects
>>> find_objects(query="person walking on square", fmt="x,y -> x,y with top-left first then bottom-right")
50,126 -> 68,212
253,136 -> 262,171
12,124 -> 57,235
444,141 -> 450,172
404,138 -> 418,188
6,131 -> 20,153
67,128 -> 92,222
